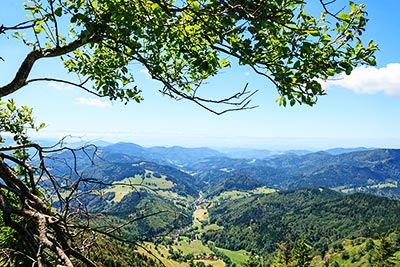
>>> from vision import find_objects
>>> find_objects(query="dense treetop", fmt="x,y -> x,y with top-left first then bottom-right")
1,0 -> 377,113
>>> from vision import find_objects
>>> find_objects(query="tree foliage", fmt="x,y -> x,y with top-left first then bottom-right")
371,236 -> 399,267
1,0 -> 377,113
0,0 -> 379,266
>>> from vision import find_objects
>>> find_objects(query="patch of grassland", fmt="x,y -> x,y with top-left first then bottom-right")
333,181 -> 398,194
195,260 -> 225,267
194,208 -> 209,222
369,181 -> 398,189
103,176 -> 143,202
193,221 -> 202,230
250,186 -> 277,195
204,224 -> 223,231
175,240 -> 213,255
213,187 -> 277,202
157,190 -> 179,198
136,242 -> 186,267
133,171 -> 175,189
104,172 -> 175,202
216,247 -> 249,266
137,240 -> 227,267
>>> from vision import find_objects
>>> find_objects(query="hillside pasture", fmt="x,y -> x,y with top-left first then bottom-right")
104,172 -> 174,202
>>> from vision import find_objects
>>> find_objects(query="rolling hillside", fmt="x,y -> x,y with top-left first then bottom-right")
39,142 -> 400,266
189,149 -> 400,198
204,188 -> 400,253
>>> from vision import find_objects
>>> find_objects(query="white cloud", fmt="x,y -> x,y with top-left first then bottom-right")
48,81 -> 73,91
323,63 -> 400,97
74,97 -> 112,108
139,68 -> 151,79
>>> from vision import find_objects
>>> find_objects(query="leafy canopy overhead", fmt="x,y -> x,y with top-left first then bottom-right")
1,0 -> 377,113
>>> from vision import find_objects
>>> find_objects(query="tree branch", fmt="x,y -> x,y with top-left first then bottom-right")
0,20 -> 36,34
26,77 -> 103,97
0,38 -> 93,98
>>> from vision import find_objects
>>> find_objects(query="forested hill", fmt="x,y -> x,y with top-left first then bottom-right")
99,142 -> 225,166
203,188 -> 400,254
40,142 -> 400,266
47,143 -> 400,199
189,148 -> 400,199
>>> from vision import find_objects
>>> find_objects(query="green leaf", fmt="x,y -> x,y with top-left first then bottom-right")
356,40 -> 363,53
349,1 -> 355,12
345,65 -> 353,75
307,29 -> 320,37
320,34 -> 331,44
190,1 -> 200,12
34,26 -> 43,34
126,89 -> 135,98
275,97 -> 287,107
37,122 -> 46,131
151,3 -> 161,11
7,101 -> 15,112
338,12 -> 351,21
301,42 -> 312,55
219,58 -> 231,67
54,7 -> 62,17
368,57 -> 377,66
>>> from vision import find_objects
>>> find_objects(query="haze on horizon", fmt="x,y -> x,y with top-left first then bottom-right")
2,0 -> 400,152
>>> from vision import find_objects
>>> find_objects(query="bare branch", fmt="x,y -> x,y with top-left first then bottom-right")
0,153 -> 37,192
319,0 -> 347,20
0,20 -> 36,34
26,77 -> 103,97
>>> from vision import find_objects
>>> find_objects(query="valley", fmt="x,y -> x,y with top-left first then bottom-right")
45,142 -> 400,266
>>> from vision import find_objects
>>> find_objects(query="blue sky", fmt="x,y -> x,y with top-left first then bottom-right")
1,0 -> 400,150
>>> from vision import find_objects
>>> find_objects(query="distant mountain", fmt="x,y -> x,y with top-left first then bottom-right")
148,145 -> 224,166
63,140 -> 113,148
188,148 -> 400,198
100,142 -> 224,166
43,142 -> 400,199
101,142 -> 146,155
217,148 -> 277,159
218,148 -> 312,159
189,156 -> 265,174
325,147 -> 375,155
